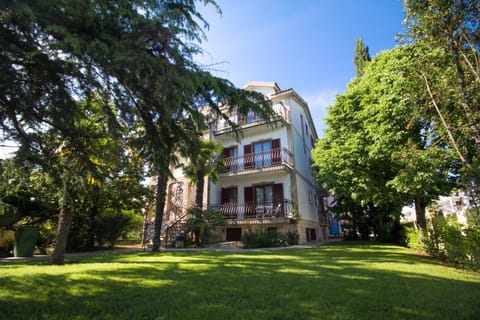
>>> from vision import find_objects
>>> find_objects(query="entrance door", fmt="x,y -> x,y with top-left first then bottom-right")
226,228 -> 242,241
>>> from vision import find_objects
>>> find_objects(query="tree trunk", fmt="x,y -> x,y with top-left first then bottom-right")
195,170 -> 205,208
414,191 -> 427,230
52,176 -> 74,265
52,204 -> 73,265
152,173 -> 168,251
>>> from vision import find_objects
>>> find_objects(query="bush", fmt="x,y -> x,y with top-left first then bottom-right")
242,229 -> 299,248
242,229 -> 279,249
94,209 -> 142,249
413,211 -> 480,269
442,216 -> 468,264
402,224 -> 422,250
286,231 -> 299,245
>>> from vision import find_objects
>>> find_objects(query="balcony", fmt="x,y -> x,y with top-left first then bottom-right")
212,103 -> 290,135
221,148 -> 294,176
210,200 -> 296,224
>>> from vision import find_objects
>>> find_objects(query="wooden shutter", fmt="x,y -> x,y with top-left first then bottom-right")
221,188 -> 228,204
273,183 -> 284,217
244,144 -> 253,169
244,186 -> 254,217
272,139 -> 281,164
222,147 -> 229,158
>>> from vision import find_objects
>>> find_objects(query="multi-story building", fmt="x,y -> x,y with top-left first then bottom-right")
160,81 -> 329,245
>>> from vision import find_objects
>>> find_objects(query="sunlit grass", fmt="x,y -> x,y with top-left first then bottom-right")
1,242 -> 479,319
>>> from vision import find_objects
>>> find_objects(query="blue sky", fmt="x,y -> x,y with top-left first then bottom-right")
195,0 -> 406,135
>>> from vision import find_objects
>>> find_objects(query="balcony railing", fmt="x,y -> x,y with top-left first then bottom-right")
212,103 -> 290,134
222,148 -> 294,174
210,199 -> 296,220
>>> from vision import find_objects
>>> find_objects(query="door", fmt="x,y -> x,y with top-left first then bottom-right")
221,187 -> 237,218
255,185 -> 273,217
223,146 -> 238,170
226,228 -> 242,241
253,141 -> 272,168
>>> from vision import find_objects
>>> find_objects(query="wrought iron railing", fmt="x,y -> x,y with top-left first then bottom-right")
164,205 -> 189,248
223,148 -> 294,173
210,199 -> 296,220
212,103 -> 290,133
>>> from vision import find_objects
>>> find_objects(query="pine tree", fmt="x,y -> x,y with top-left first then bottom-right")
353,38 -> 371,77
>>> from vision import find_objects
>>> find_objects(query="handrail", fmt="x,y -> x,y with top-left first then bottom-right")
223,148 -> 294,173
212,102 -> 290,133
210,199 -> 296,220
164,205 -> 189,247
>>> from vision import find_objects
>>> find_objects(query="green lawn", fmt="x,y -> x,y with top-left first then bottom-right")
1,242 -> 479,320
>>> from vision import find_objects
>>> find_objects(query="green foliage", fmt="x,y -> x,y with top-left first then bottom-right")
403,0 -> 480,202
242,229 -> 299,248
242,229 -> 280,249
285,231 -> 299,245
406,211 -> 480,269
465,209 -> 480,267
353,38 -> 371,77
1,0 -> 274,259
37,221 -> 57,254
313,45 -> 456,237
402,224 -> 422,250
186,206 -> 225,246
94,209 -> 142,249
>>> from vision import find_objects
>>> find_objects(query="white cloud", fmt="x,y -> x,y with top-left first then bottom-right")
303,89 -> 338,137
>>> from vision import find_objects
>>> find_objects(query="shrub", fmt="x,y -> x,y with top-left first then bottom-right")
286,231 -> 299,245
402,224 -> 422,250
242,229 -> 279,249
400,210 -> 480,269
242,229 -> 299,248
94,209 -> 142,248
442,216 -> 468,265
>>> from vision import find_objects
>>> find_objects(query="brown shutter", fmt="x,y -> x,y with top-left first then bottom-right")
221,188 -> 228,204
222,147 -> 229,158
244,144 -> 253,169
272,139 -> 281,164
244,186 -> 254,217
273,183 -> 284,217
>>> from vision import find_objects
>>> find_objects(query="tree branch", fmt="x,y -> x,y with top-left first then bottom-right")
421,73 -> 469,166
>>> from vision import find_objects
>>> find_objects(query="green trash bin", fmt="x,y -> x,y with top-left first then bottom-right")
14,226 -> 39,257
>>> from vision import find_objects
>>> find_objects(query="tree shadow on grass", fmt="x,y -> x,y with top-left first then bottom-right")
0,242 -> 479,320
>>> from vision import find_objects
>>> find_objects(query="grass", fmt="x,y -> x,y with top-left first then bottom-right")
0,242 -> 479,320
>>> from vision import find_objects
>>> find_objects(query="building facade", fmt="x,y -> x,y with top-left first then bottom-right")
162,81 -> 329,245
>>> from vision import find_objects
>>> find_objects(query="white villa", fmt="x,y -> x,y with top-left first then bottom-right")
158,81 -> 329,245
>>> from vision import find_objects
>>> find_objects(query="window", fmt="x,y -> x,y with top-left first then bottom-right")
221,187 -> 237,203
256,185 -> 273,205
221,187 -> 238,218
245,184 -> 284,218
306,228 -> 317,241
223,146 -> 238,170
253,141 -> 272,168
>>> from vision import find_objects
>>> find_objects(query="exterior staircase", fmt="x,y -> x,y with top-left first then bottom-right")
142,204 -> 190,248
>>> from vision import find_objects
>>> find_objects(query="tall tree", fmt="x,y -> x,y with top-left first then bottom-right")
1,1 -> 273,259
403,0 -> 480,203
313,45 -> 455,233
353,38 -> 371,77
